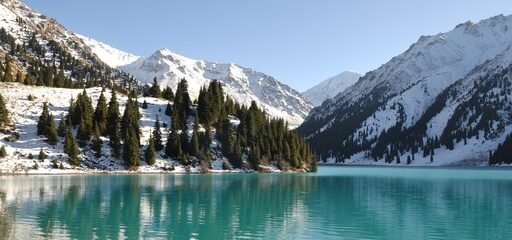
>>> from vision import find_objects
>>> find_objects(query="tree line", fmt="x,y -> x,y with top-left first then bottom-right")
34,78 -> 316,172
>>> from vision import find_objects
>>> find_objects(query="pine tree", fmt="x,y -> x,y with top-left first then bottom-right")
91,123 -> 102,158
142,100 -> 148,109
153,116 -> 163,151
94,89 -> 108,135
0,93 -> 8,127
107,89 -> 121,158
145,134 -> 156,165
46,114 -> 58,145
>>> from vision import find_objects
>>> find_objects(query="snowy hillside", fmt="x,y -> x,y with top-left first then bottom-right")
75,34 -> 140,68
0,83 -> 241,174
119,49 -> 313,127
303,71 -> 361,106
298,14 -> 512,166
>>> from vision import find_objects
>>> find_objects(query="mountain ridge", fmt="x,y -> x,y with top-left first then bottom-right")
298,13 -> 512,166
117,48 -> 313,127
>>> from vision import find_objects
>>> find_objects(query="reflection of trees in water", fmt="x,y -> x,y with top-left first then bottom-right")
2,174 -> 512,239
0,192 -> 14,240
2,174 -> 315,239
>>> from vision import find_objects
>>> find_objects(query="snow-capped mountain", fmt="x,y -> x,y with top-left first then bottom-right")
119,49 -> 313,127
298,14 -> 512,166
303,71 -> 361,106
76,34 -> 140,68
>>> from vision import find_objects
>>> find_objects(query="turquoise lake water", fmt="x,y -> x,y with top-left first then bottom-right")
0,167 -> 511,239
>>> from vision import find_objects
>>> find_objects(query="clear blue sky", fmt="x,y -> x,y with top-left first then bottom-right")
23,0 -> 512,92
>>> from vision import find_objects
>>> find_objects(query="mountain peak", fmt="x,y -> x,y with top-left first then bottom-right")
152,48 -> 191,61
302,71 -> 361,106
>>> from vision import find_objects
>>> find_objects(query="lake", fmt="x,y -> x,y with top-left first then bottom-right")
1,167 -> 511,239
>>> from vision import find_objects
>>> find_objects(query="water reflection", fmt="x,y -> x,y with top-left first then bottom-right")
0,168 -> 511,239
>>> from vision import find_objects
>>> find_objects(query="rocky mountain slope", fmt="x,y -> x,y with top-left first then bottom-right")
298,14 -> 512,166
302,71 -> 361,106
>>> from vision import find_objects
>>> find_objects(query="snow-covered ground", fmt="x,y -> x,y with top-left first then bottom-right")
0,83 -> 281,175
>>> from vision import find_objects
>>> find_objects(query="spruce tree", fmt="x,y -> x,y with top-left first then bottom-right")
165,129 -> 181,158
0,145 -> 6,158
37,102 -> 50,136
91,123 -> 102,158
76,116 -> 90,143
190,128 -> 200,157
107,89 -> 121,158
153,116 -> 163,151
57,115 -> 67,138
46,114 -> 58,145
162,86 -> 174,101
64,129 -> 80,166
232,137 -> 242,168
149,77 -> 162,98
3,56 -> 13,83
172,78 -> 191,131
38,148 -> 45,161
249,143 -> 261,170
180,131 -> 189,156
121,95 -> 141,141
122,125 -> 140,167
165,102 -> 172,116
145,134 -> 156,165
0,93 -> 8,127
94,89 -> 108,135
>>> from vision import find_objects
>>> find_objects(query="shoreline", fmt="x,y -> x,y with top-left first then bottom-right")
318,163 -> 512,170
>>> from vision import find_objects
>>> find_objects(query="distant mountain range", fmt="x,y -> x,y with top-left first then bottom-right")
116,48 -> 312,127
298,14 -> 512,166
302,71 -> 361,106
